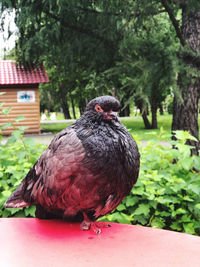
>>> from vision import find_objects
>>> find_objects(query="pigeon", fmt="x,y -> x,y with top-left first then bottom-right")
4,95 -> 140,233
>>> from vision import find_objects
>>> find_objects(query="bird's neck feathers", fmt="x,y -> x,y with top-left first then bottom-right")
76,111 -> 119,127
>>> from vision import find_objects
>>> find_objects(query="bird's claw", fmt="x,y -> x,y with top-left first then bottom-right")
80,220 -> 91,231
80,220 -> 111,234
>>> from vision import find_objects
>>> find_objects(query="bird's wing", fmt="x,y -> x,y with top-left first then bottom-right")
22,126 -> 86,207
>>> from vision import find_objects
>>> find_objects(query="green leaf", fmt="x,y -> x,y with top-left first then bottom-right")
180,215 -> 191,222
174,130 -> 198,142
195,203 -> 200,209
183,223 -> 195,235
134,204 -> 150,216
134,215 -> 148,225
9,208 -> 23,215
24,138 -> 36,147
173,208 -> 187,216
188,184 -> 200,195
193,156 -> 200,170
180,157 -> 193,171
117,204 -> 126,211
132,186 -> 145,195
15,116 -> 26,122
151,217 -> 165,229
24,206 -> 36,217
170,222 -> 182,231
12,130 -> 22,139
6,135 -> 17,145
182,195 -> 194,202
1,122 -> 12,130
107,212 -> 132,224
2,107 -> 12,115
125,196 -> 138,207
2,209 -> 10,218
17,126 -> 29,131
155,211 -> 170,217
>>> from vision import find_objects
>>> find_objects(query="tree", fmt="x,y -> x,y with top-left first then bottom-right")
0,0 -> 127,117
1,0 -> 199,146
159,0 -> 200,154
104,11 -> 177,128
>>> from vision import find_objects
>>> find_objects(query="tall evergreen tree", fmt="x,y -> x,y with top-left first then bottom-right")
1,0 -> 199,148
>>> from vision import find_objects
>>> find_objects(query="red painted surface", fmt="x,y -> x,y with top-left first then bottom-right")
0,218 -> 200,267
0,60 -> 49,85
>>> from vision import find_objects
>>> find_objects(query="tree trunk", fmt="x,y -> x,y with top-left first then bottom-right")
172,10 -> 200,155
150,92 -> 158,129
61,98 -> 71,119
59,86 -> 71,119
159,104 -> 164,115
71,95 -> 76,119
172,76 -> 200,154
135,98 -> 151,129
141,109 -> 151,129
79,98 -> 85,115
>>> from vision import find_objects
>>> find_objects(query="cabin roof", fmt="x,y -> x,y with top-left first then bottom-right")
0,60 -> 49,85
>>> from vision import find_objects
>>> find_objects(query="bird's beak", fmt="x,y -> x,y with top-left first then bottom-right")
104,111 -> 118,120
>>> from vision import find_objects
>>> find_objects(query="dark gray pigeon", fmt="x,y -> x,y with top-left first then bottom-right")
5,96 -> 140,233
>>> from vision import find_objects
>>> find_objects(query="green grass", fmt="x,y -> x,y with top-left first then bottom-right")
41,114 -> 173,141
120,115 -> 172,141
41,122 -> 73,134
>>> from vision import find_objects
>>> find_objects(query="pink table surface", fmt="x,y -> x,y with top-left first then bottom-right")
0,218 -> 200,267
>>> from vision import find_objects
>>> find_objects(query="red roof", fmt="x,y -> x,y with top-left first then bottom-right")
0,60 -> 49,85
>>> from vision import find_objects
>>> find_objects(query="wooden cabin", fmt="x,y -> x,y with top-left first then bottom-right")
0,60 -> 49,135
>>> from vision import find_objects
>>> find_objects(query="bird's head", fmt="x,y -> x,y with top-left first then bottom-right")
84,96 -> 121,122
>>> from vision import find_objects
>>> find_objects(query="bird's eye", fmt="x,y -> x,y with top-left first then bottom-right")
95,105 -> 103,112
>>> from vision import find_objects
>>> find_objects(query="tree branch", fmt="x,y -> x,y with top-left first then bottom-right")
43,9 -> 118,52
43,6 -> 166,52
76,6 -> 166,18
160,0 -> 186,46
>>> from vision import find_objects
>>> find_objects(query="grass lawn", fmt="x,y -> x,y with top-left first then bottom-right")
41,122 -> 73,134
41,114 -> 173,141
120,115 -> 172,141
41,114 -> 200,141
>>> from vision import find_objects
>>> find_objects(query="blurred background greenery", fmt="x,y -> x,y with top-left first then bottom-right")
0,1 -> 200,235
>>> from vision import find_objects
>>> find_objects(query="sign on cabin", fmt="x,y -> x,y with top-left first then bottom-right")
0,60 -> 49,135
17,91 -> 36,103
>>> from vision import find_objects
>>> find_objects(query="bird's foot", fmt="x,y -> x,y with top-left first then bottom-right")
91,221 -> 112,234
80,220 -> 91,231
80,220 -> 111,234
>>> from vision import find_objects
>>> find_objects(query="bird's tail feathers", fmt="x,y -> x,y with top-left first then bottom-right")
4,184 -> 29,208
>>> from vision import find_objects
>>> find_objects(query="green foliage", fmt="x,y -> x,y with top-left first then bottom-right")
1,103 -> 200,236
99,131 -> 200,236
0,136 -> 46,217
0,106 -> 46,218
0,0 -> 178,126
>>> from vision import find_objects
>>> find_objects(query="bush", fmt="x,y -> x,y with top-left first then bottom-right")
100,131 -> 200,236
0,101 -> 47,217
0,130 -> 46,217
1,106 -> 200,236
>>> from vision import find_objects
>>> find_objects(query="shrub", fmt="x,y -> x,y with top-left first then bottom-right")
0,102 -> 47,217
100,131 -> 200,235
1,104 -> 199,236
0,130 -> 46,217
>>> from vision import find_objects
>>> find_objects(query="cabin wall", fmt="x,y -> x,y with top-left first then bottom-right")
0,87 -> 40,135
